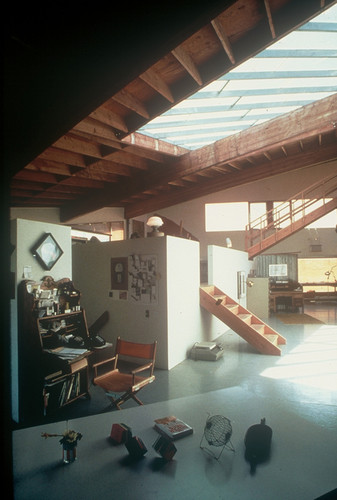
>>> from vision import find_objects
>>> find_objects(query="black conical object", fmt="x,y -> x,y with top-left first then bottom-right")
244,418 -> 272,475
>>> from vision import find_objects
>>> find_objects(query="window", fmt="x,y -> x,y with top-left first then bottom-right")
205,202 -> 248,231
205,202 -> 266,231
71,221 -> 125,243
298,258 -> 337,292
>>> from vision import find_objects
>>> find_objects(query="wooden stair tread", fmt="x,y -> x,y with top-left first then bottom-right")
200,285 -> 285,356
264,334 -> 279,345
237,313 -> 252,323
251,324 -> 265,333
225,304 -> 238,311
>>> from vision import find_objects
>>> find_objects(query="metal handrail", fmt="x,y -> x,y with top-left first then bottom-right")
245,173 -> 337,251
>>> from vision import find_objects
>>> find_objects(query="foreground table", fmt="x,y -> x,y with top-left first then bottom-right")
12,386 -> 337,500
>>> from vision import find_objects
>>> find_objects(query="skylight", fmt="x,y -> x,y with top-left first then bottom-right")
139,5 -> 337,150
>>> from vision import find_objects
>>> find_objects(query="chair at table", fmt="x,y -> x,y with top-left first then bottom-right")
92,337 -> 157,410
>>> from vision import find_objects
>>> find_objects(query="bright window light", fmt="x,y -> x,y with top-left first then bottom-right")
71,229 -> 110,242
205,202 -> 248,231
298,257 -> 337,291
307,209 -> 337,228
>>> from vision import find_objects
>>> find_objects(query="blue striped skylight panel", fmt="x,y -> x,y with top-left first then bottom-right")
138,4 -> 337,150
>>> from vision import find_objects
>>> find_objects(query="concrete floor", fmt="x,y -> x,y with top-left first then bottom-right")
35,301 -> 337,426
12,301 -> 337,500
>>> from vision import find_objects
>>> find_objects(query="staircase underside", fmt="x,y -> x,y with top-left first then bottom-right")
200,285 -> 286,356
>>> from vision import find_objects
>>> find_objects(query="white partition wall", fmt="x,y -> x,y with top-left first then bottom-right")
205,245 -> 253,340
10,218 -> 72,422
208,245 -> 252,305
73,235 -> 203,370
166,236 -> 201,369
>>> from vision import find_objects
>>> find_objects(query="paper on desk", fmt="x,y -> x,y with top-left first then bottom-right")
45,347 -> 88,359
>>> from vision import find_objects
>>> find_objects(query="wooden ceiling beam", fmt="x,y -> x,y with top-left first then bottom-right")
112,89 -> 150,119
84,160 -> 132,178
61,177 -> 105,189
52,134 -> 104,158
140,68 -> 175,103
122,133 -> 188,156
73,117 -> 122,143
264,0 -> 276,39
169,94 -> 337,178
12,170 -> 61,184
172,45 -> 203,86
73,168 -> 119,183
39,147 -> 88,168
59,95 -> 337,222
211,18 -> 235,64
89,106 -> 129,133
124,141 -> 337,218
103,150 -> 150,170
27,159 -> 74,176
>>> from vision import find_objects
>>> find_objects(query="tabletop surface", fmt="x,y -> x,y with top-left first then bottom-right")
12,385 -> 337,500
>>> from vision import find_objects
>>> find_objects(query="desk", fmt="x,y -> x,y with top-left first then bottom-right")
12,386 -> 337,500
269,291 -> 304,313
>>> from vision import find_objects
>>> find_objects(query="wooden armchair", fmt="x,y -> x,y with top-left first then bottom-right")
92,337 -> 157,410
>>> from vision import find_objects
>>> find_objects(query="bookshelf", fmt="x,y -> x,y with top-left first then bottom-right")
43,357 -> 89,415
18,279 -> 91,422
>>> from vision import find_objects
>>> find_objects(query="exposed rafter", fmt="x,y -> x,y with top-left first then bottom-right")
7,0 -> 337,225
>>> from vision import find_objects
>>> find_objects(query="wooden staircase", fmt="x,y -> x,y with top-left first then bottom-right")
245,173 -> 337,259
200,285 -> 286,356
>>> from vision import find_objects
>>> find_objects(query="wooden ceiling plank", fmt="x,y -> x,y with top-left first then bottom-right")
40,147 -> 87,168
211,18 -> 235,64
61,177 -> 105,189
74,117 -> 123,143
13,170 -> 60,184
84,160 -> 132,177
103,151 -> 149,170
122,143 -> 173,163
75,169 -> 119,183
10,180 -> 48,192
34,191 -> 76,200
71,129 -> 126,151
113,89 -> 150,119
172,45 -> 203,86
52,134 -> 104,158
27,159 -> 73,176
140,68 -> 175,103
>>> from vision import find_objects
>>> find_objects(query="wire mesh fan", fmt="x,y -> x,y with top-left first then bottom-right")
200,414 -> 235,459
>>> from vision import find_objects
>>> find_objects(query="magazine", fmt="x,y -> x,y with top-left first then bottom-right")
154,415 -> 193,440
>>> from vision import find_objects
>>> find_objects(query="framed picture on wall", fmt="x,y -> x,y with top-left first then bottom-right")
111,257 -> 128,290
269,264 -> 288,277
32,233 -> 64,270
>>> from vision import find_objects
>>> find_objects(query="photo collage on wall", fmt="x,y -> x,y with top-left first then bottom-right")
128,254 -> 158,304
110,254 -> 158,304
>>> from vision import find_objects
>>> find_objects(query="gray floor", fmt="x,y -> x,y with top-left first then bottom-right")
36,301 -> 337,428
13,301 -> 337,500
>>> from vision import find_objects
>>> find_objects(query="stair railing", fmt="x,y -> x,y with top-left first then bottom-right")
245,173 -> 337,252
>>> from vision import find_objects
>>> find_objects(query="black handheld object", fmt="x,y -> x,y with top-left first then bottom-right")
244,418 -> 272,474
